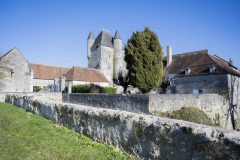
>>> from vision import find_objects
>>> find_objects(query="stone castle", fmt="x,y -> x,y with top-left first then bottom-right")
87,29 -> 126,86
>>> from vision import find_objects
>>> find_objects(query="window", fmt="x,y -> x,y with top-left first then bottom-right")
171,78 -> 176,85
109,55 -> 111,59
185,67 -> 191,75
204,80 -> 206,85
108,67 -> 110,70
193,89 -> 199,94
209,65 -> 216,73
199,90 -> 203,94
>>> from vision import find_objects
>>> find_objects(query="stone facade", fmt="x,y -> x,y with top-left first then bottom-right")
168,74 -> 229,94
88,29 -> 126,87
0,48 -> 32,92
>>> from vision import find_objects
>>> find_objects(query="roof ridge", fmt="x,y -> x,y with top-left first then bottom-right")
29,62 -> 71,69
172,49 -> 208,57
213,54 -> 229,64
73,66 -> 101,71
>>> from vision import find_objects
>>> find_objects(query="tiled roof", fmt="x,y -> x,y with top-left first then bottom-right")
163,49 -> 207,75
209,54 -> 240,77
65,66 -> 109,83
92,29 -> 114,48
28,63 -> 71,80
175,53 -> 240,77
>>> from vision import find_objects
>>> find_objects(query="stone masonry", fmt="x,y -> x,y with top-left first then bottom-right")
5,94 -> 240,160
87,29 -> 126,86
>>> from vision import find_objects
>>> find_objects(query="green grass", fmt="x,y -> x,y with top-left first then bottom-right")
0,102 -> 137,160
158,107 -> 217,127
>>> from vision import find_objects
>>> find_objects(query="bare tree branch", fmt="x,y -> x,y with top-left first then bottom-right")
113,70 -> 130,94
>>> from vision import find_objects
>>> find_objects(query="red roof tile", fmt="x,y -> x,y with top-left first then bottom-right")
65,66 -> 109,83
28,63 -> 71,79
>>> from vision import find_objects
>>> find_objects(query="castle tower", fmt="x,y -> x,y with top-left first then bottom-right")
87,30 -> 95,59
113,29 -> 123,78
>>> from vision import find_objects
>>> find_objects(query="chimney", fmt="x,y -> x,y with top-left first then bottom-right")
229,58 -> 233,66
167,46 -> 172,67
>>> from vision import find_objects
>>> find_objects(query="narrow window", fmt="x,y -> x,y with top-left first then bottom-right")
109,55 -> 111,59
204,80 -> 206,85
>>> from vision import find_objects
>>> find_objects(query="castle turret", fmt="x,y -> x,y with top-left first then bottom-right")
113,29 -> 123,78
87,30 -> 95,59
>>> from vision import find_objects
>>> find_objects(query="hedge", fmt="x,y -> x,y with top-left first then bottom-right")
66,84 -> 116,94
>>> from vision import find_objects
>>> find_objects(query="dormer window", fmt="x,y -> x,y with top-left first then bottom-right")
209,65 -> 216,73
185,67 -> 191,75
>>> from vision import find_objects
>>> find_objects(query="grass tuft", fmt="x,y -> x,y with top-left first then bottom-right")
158,107 -> 217,127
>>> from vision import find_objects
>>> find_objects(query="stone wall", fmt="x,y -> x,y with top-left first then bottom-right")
100,46 -> 114,86
228,74 -> 240,131
5,95 -> 240,160
32,79 -> 54,88
1,92 -> 62,103
0,48 -> 32,92
170,74 -> 228,94
63,93 -> 149,114
62,93 -> 232,129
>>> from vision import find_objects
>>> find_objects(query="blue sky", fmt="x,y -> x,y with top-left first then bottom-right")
1,0 -> 240,68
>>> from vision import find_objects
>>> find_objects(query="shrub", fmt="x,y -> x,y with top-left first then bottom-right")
71,84 -> 116,94
72,84 -> 91,93
35,87 -> 42,92
102,87 -> 116,94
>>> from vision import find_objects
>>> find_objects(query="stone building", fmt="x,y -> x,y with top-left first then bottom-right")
0,47 -> 33,92
87,29 -> 126,86
163,46 -> 240,94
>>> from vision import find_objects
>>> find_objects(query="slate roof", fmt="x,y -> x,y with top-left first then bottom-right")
64,66 -> 109,83
92,29 -> 114,48
175,53 -> 240,77
88,30 -> 94,40
163,49 -> 208,76
114,29 -> 122,39
28,63 -> 71,80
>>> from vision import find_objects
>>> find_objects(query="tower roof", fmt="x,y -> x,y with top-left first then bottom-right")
92,29 -> 113,48
88,30 -> 94,40
114,29 -> 122,39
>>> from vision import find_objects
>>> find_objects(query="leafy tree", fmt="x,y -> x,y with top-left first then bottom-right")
124,27 -> 163,93
113,70 -> 130,93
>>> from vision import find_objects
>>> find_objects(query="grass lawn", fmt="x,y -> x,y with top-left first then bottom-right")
0,102 -> 137,160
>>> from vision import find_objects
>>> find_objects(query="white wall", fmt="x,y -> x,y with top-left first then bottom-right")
32,79 -> 54,88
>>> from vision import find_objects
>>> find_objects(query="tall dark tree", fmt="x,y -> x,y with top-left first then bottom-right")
124,27 -> 163,93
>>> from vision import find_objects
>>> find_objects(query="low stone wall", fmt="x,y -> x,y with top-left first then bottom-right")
1,92 -> 62,103
63,93 -> 231,129
149,94 -> 231,129
63,93 -> 149,114
5,95 -> 240,160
